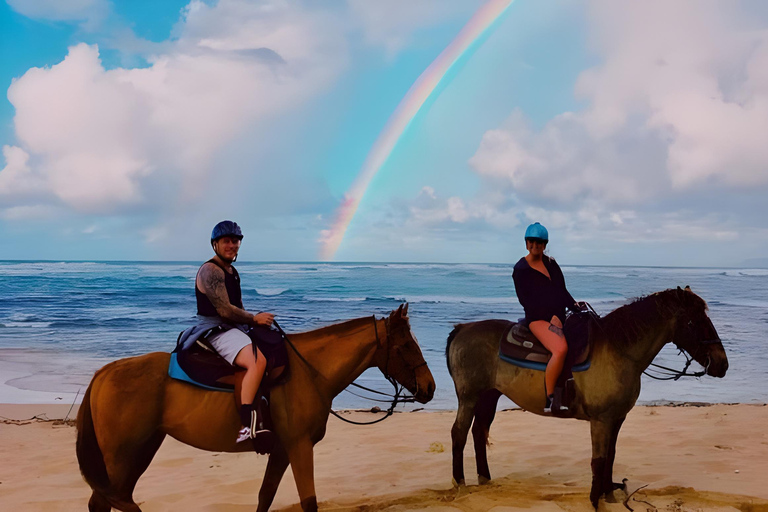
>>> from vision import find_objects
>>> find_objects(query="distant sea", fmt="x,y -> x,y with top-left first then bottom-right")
1,261 -> 766,410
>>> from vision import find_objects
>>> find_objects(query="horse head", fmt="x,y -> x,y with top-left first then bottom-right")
377,303 -> 435,404
669,286 -> 728,378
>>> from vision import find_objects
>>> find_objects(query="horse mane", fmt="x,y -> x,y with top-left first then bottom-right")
598,288 -> 707,347
292,316 -> 378,345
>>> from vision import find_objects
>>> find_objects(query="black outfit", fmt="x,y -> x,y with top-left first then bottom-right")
513,255 -> 577,327
196,259 -> 243,317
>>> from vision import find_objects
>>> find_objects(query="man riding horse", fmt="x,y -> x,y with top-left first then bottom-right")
192,220 -> 276,444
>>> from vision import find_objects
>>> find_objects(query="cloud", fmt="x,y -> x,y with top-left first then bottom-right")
5,0 -> 347,215
347,0 -> 481,58
6,0 -> 109,27
470,0 -> 768,208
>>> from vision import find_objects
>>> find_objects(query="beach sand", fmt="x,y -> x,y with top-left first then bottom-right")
1,403 -> 766,511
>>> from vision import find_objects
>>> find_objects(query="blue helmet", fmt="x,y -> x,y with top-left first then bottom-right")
211,220 -> 243,244
524,222 -> 548,241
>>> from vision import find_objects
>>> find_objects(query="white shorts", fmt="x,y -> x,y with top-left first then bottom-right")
208,328 -> 251,365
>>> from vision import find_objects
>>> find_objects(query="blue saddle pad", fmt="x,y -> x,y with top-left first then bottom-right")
168,352 -> 233,393
499,351 -> 591,372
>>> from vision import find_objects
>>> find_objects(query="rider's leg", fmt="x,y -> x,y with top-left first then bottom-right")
529,319 -> 568,397
234,345 -> 266,407
234,345 -> 267,434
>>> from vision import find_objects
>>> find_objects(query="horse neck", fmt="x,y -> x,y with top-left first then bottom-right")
290,317 -> 383,399
599,295 -> 677,370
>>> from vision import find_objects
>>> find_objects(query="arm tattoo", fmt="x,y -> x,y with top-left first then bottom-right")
199,263 -> 255,324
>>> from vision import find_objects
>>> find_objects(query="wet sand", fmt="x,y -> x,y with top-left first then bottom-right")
1,403 -> 766,511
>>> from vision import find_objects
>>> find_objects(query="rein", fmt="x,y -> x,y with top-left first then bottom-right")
586,302 -> 714,381
273,317 -> 418,426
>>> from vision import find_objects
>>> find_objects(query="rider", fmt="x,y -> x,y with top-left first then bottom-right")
512,222 -> 582,413
196,220 -> 275,443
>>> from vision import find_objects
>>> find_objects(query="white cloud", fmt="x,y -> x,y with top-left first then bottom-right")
6,0 -> 347,215
6,0 -> 109,27
0,145 -> 50,204
347,0 -> 481,58
470,0 -> 768,207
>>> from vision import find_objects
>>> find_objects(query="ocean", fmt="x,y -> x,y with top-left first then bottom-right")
0,261 -> 766,410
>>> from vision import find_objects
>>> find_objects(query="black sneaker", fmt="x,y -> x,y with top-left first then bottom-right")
543,394 -> 554,413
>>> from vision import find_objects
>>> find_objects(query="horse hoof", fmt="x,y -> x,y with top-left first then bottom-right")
477,475 -> 491,485
614,479 -> 628,492
451,478 -> 465,488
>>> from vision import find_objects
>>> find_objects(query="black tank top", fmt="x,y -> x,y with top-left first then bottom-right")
196,259 -> 243,317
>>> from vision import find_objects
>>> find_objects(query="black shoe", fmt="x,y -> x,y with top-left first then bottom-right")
543,394 -> 554,413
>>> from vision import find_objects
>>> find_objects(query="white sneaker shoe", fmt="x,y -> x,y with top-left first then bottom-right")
236,427 -> 252,443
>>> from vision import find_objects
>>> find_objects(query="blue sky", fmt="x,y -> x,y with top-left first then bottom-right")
1,0 -> 768,266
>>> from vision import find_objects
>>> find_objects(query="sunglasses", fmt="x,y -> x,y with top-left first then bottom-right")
526,238 -> 548,245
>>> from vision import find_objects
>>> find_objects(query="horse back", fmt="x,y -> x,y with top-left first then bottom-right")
446,319 -> 510,392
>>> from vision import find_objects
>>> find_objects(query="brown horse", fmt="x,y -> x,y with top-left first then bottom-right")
446,287 -> 728,508
76,304 -> 434,512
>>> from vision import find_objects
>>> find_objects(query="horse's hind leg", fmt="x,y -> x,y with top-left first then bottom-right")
472,389 -> 502,484
88,491 -> 111,512
451,393 -> 478,486
103,431 -> 167,511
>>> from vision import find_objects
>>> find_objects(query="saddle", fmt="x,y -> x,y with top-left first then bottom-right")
499,314 -> 593,372
169,326 -> 289,392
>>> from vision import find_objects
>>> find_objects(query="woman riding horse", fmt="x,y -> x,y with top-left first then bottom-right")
513,222 -> 583,413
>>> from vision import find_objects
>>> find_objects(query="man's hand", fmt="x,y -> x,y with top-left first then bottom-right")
253,312 -> 275,327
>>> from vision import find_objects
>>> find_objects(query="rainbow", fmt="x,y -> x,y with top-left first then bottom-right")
319,0 -> 515,260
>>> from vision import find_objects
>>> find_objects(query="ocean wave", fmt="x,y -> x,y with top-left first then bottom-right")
719,269 -> 768,277
1,321 -> 53,328
255,288 -> 294,296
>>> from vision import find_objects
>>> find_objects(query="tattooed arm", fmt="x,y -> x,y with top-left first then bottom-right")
196,263 -> 274,326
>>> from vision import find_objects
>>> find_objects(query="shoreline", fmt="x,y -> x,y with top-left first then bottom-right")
2,403 -> 767,511
2,401 -> 767,423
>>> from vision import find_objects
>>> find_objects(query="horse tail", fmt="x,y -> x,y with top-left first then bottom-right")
76,380 -> 110,492
445,324 -> 465,377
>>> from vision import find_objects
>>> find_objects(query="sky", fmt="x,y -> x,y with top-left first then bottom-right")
1,0 -> 768,266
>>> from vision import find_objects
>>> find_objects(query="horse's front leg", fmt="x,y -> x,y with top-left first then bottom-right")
589,416 -> 626,509
287,438 -> 318,512
256,442 -> 289,512
451,394 -> 478,486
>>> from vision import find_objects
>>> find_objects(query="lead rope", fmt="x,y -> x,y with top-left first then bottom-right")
273,318 -> 416,426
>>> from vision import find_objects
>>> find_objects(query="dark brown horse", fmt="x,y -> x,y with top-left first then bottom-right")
446,287 -> 728,508
77,304 -> 434,512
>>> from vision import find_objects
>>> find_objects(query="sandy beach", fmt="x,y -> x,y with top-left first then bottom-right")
1,403 -> 767,511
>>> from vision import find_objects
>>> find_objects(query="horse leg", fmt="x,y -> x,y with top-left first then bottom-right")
88,491 -> 112,512
588,416 -> 624,509
451,394 -> 478,486
102,431 -> 167,512
256,442 -> 290,512
605,416 -> 627,493
472,388 -> 502,485
287,439 -> 318,512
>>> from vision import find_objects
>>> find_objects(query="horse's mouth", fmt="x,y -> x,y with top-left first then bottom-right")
414,379 -> 435,404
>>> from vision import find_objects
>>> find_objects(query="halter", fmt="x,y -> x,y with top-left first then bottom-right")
642,313 -> 720,381
274,316 -> 424,426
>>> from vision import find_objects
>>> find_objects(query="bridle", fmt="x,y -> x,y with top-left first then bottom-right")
642,312 -> 721,381
274,316 -> 426,426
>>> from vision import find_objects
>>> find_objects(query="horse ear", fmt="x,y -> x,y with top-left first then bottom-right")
395,304 -> 403,317
684,285 -> 691,292
677,286 -> 682,291
403,303 -> 409,316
